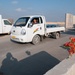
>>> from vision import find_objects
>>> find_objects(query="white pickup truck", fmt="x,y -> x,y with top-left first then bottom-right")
0,15 -> 12,34
10,15 -> 65,44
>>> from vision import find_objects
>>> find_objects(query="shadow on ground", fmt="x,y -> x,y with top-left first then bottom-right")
0,34 -> 8,37
10,39 -> 30,44
63,28 -> 75,35
0,51 -> 60,75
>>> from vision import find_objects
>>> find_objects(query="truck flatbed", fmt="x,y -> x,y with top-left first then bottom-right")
46,24 -> 65,33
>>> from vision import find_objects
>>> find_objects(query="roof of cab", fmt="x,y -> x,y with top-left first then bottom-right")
21,15 -> 44,18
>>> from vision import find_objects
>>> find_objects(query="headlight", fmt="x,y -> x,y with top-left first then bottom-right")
21,29 -> 26,35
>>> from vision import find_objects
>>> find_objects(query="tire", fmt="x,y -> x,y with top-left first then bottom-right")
54,32 -> 60,39
32,35 -> 40,45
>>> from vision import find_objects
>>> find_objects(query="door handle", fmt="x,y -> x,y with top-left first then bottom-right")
40,27 -> 42,30
13,30 -> 15,32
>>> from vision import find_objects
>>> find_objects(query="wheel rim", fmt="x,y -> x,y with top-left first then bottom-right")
56,33 -> 59,39
33,35 -> 40,44
34,36 -> 40,43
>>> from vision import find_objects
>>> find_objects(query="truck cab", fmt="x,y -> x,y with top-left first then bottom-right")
2,19 -> 12,34
0,15 -> 12,34
10,15 -> 46,44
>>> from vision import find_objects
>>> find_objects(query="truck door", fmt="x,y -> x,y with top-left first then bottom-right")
3,20 -> 12,33
27,17 -> 44,42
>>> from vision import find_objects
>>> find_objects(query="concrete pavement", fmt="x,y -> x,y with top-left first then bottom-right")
0,29 -> 75,75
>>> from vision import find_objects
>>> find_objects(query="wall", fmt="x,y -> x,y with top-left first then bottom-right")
73,16 -> 75,24
65,13 -> 75,28
73,16 -> 75,28
65,13 -> 73,28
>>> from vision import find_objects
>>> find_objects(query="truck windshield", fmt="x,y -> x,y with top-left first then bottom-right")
14,17 -> 29,27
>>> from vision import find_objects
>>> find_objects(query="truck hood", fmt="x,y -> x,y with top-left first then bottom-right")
11,26 -> 24,35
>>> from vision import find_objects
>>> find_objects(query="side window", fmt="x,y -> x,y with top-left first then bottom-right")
31,18 -> 40,24
4,20 -> 12,25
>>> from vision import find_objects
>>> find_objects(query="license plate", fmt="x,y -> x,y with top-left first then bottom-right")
12,36 -> 16,39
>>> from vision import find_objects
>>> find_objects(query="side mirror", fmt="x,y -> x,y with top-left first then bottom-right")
28,23 -> 33,28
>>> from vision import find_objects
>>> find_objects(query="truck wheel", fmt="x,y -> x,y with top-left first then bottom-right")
54,32 -> 60,39
32,35 -> 40,45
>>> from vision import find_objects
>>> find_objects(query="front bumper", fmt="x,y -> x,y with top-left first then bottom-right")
10,34 -> 27,43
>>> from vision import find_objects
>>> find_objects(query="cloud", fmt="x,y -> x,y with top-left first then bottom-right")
15,7 -> 33,12
15,8 -> 26,12
12,1 -> 18,4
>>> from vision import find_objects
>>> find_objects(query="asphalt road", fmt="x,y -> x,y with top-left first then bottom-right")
0,29 -> 75,75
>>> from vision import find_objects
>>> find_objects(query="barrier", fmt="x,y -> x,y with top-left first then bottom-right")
44,54 -> 75,75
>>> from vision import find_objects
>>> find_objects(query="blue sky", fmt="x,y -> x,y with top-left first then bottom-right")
0,0 -> 75,22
